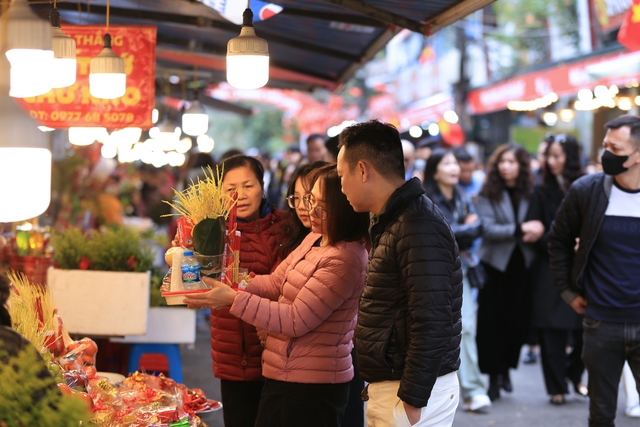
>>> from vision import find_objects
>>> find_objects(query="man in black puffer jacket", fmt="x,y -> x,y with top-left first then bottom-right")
337,120 -> 462,427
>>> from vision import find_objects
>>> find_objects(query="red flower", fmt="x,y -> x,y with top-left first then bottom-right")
78,256 -> 90,270
126,255 -> 137,270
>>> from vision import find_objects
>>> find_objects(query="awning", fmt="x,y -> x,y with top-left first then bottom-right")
39,0 -> 496,92
467,48 -> 640,115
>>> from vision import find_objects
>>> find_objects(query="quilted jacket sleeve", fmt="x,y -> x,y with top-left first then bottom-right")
248,250 -> 292,301
230,245 -> 364,338
548,182 -> 584,303
476,194 -> 516,241
396,210 -> 458,408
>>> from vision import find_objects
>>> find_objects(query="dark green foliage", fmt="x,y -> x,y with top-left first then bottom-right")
52,226 -> 154,272
192,216 -> 226,256
0,347 -> 91,426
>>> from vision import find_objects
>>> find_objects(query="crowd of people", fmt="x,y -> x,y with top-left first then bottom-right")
3,114 -> 640,427
175,115 -> 640,427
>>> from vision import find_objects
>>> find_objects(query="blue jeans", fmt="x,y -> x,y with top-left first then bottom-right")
582,317 -> 640,427
458,266 -> 486,399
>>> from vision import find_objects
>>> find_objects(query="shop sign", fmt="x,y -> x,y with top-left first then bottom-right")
467,50 -> 640,115
16,26 -> 156,129
592,0 -> 632,34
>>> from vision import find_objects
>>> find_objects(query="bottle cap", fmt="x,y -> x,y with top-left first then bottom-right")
183,250 -> 194,256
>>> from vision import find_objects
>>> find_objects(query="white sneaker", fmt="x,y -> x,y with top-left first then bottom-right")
626,405 -> 640,418
462,394 -> 492,412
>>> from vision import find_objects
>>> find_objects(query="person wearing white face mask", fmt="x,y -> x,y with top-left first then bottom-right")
549,115 -> 640,427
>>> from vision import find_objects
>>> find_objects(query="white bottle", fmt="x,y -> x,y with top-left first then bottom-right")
181,251 -> 201,290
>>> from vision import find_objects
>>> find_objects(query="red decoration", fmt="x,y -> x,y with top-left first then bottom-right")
79,256 -> 91,270
618,0 -> 640,51
15,26 -> 156,129
126,255 -> 137,270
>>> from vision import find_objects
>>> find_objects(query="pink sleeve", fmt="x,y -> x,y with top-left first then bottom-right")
229,247 -> 364,338
245,247 -> 292,301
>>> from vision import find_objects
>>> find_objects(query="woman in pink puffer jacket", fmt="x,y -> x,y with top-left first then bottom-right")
185,164 -> 370,427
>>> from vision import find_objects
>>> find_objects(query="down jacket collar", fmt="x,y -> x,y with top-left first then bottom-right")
372,178 -> 425,231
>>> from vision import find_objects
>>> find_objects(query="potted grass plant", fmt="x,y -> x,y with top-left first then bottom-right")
47,226 -> 154,336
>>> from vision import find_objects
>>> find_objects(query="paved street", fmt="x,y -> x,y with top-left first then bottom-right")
182,327 -> 640,427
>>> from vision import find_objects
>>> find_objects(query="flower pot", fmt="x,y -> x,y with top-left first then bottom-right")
110,307 -> 197,344
47,268 -> 150,336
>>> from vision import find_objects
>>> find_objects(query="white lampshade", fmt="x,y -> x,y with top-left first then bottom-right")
90,34 -> 126,99
156,119 -> 181,151
51,28 -> 76,88
0,55 -> 52,222
4,0 -> 53,98
182,100 -> 209,136
68,127 -> 108,146
50,8 -> 76,89
226,8 -> 269,90
0,148 -> 52,222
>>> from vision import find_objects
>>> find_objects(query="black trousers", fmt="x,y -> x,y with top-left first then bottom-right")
255,379 -> 350,427
582,317 -> 640,427
538,328 -> 584,395
341,349 -> 364,427
477,248 -> 532,375
219,379 -> 264,427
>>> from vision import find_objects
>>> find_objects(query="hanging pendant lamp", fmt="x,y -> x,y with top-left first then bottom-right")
4,0 -> 53,98
89,0 -> 126,99
182,92 -> 209,136
50,4 -> 76,89
226,2 -> 269,89
0,53 -> 52,222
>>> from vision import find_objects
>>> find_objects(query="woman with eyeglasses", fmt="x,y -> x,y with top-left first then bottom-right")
185,164 -> 370,427
279,161 -> 328,259
525,134 -> 587,405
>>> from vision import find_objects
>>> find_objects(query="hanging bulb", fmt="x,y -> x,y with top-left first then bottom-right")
89,34 -> 126,99
49,6 -> 77,89
182,94 -> 209,136
226,6 -> 269,89
4,0 -> 53,98
0,54 -> 52,222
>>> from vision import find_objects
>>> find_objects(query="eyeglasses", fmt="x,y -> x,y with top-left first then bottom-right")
286,194 -> 302,209
302,194 -> 328,220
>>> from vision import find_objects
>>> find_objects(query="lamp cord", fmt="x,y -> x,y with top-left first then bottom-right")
106,0 -> 110,32
0,0 -> 7,50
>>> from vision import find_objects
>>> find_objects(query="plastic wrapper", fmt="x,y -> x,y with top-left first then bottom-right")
87,371 -> 212,426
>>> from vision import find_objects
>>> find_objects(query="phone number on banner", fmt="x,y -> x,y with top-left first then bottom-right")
28,110 -> 136,124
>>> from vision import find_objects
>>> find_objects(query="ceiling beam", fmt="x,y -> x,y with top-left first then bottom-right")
320,0 -> 427,34
336,26 -> 399,87
52,2 -> 360,62
155,48 -> 339,91
279,7 -> 385,27
425,0 -> 497,34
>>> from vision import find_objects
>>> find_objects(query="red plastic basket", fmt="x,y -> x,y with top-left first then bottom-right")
9,255 -> 54,287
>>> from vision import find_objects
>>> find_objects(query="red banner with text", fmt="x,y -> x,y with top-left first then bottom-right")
16,26 -> 156,129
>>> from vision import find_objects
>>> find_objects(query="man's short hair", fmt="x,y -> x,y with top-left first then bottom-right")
605,115 -> 640,148
338,120 -> 405,180
307,134 -> 325,144
453,146 -> 473,163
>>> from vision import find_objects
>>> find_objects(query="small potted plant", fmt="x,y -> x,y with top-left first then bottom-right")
47,226 -> 155,336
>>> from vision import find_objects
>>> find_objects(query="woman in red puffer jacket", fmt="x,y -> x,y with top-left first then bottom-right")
212,155 -> 284,427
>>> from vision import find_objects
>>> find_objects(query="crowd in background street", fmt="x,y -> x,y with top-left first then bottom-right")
72,115 -> 640,427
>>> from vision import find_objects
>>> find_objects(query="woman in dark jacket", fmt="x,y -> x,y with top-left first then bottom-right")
475,143 -> 541,401
424,149 -> 490,412
526,134 -> 587,405
213,155 -> 285,427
